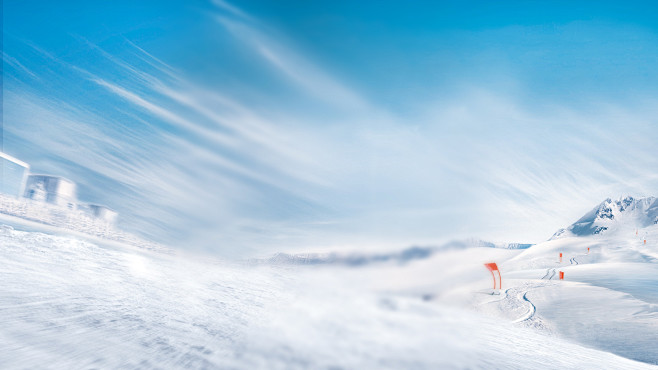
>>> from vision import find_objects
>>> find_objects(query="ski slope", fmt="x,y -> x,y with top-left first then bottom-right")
473,197 -> 658,365
2,196 -> 658,368
496,225 -> 658,365
0,225 -> 655,369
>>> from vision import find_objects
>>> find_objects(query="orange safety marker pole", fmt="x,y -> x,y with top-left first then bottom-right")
559,271 -> 564,280
484,263 -> 501,290
559,252 -> 562,263
587,247 -> 590,254
497,268 -> 502,290
644,239 -> 647,245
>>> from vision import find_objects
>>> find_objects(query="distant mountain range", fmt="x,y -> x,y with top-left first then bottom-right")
551,196 -> 658,240
259,196 -> 658,266
254,239 -> 532,266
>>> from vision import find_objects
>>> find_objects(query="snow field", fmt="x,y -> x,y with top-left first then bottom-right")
1,226 -> 656,369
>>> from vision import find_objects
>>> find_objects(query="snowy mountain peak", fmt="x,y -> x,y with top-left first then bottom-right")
550,196 -> 658,240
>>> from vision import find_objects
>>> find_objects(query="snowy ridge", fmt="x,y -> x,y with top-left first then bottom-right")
0,194 -> 169,253
550,196 -> 658,240
253,246 -> 435,266
255,240 -> 533,266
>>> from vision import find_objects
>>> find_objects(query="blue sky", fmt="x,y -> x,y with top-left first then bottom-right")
3,0 -> 658,257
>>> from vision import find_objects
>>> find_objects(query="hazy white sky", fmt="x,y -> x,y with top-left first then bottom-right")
3,0 -> 658,257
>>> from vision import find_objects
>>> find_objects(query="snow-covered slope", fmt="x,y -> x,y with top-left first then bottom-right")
1,226 -> 655,369
2,196 -> 658,368
471,201 -> 658,366
342,196 -> 658,366
551,196 -> 658,239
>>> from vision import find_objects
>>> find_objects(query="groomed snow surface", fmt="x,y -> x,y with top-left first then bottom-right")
1,223 -> 657,369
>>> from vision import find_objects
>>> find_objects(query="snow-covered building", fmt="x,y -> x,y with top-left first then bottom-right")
78,203 -> 118,225
0,152 -> 30,198
23,175 -> 77,209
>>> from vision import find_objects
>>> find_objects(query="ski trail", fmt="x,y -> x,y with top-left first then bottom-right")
548,269 -> 556,280
512,291 -> 536,323
540,268 -> 550,280
479,282 -> 549,330
570,253 -> 589,265
541,268 -> 556,280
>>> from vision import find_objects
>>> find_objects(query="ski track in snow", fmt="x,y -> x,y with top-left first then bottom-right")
509,252 -> 589,329
569,253 -> 587,265
480,283 -> 544,328
504,252 -> 589,330
511,290 -> 537,324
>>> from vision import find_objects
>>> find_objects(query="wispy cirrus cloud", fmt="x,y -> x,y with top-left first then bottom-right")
212,8 -> 371,113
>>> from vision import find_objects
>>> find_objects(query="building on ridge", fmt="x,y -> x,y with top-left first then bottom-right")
78,203 -> 118,225
0,152 -> 30,198
24,174 -> 77,209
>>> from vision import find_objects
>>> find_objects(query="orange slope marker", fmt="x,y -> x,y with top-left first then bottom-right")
484,263 -> 502,291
